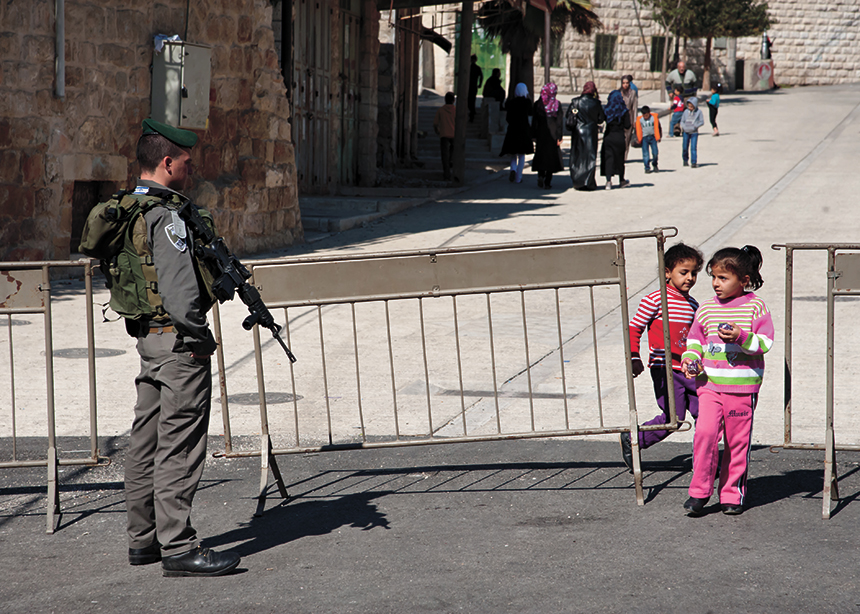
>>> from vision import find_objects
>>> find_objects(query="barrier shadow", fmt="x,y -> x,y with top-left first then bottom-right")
739,465 -> 859,516
204,491 -> 392,558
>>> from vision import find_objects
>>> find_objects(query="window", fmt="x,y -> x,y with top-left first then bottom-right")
541,32 -> 563,68
71,181 -> 113,254
594,34 -> 616,71
650,36 -> 673,72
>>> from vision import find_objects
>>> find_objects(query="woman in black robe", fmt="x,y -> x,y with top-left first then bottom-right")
499,83 -> 533,184
531,82 -> 564,189
600,89 -> 631,190
566,81 -> 605,191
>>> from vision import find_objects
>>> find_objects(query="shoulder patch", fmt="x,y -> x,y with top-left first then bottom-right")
164,223 -> 187,252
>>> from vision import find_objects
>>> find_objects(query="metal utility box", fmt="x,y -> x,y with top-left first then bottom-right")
151,41 -> 211,130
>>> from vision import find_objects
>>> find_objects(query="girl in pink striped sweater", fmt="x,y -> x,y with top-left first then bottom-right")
680,245 -> 774,516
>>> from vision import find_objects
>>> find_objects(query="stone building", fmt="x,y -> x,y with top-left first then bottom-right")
422,0 -> 859,97
1,0 -> 382,261
532,0 -> 860,96
1,0 -> 300,260
272,0 -> 380,193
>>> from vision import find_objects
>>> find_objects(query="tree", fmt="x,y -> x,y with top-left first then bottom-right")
641,0 -> 687,102
477,0 -> 601,99
676,0 -> 773,89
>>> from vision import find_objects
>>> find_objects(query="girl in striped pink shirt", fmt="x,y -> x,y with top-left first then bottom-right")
681,245 -> 774,516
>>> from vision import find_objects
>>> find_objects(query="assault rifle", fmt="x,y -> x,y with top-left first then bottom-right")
178,202 -> 297,363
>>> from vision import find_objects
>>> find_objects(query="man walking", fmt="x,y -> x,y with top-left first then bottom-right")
468,54 -> 483,122
666,60 -> 698,98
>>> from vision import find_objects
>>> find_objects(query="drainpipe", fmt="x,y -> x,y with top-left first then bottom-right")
55,0 -> 65,98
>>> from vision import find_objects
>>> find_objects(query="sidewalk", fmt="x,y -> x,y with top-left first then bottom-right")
299,88 -> 688,239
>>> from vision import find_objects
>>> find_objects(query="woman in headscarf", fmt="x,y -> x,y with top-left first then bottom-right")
600,89 -> 631,189
531,82 -> 564,189
620,75 -> 639,158
499,83 -> 533,184
565,81 -> 605,191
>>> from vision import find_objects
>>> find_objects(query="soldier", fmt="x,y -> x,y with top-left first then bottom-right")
124,119 -> 240,577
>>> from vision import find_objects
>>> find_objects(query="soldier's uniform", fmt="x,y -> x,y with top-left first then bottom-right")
123,121 -> 219,561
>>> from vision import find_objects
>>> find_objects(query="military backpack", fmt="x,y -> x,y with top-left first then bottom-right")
79,191 -> 171,322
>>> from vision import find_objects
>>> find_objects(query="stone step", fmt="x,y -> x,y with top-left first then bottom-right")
413,155 -> 506,170
298,197 -> 381,213
417,142 -> 494,156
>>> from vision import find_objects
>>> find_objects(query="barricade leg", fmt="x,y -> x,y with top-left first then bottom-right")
255,435 -> 289,517
630,430 -> 644,505
822,428 -> 839,520
46,447 -> 61,533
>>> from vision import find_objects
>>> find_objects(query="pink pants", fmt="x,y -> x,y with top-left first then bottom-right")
688,388 -> 757,506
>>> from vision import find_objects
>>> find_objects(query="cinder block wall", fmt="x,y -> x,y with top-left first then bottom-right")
1,0 -> 301,261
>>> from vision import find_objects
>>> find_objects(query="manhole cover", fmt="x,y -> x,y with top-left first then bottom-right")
226,392 -> 301,405
49,348 -> 127,358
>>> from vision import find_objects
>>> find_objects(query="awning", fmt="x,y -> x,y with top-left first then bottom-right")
378,0 -> 536,13
421,25 -> 452,54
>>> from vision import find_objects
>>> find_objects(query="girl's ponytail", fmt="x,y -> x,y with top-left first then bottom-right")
740,245 -> 764,290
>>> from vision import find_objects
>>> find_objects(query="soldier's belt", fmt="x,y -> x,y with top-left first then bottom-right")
148,325 -> 174,335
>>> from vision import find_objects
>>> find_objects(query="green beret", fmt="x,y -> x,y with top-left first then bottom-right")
141,118 -> 198,148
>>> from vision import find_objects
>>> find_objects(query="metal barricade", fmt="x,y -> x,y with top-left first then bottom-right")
0,260 -> 106,533
214,229 -> 683,514
772,244 -> 860,519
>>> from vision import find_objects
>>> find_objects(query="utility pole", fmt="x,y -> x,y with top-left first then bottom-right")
544,10 -> 551,84
452,0 -> 474,185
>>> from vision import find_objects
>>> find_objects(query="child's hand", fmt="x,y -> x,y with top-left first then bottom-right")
680,358 -> 698,379
631,357 -> 645,378
717,322 -> 740,342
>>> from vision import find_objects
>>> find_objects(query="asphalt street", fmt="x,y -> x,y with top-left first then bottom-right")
2,84 -> 860,613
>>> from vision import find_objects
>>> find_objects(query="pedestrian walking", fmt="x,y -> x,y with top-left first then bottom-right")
468,55 -> 483,123
620,75 -> 638,158
532,82 -> 564,189
669,85 -> 685,137
681,97 -> 705,168
621,243 -> 704,470
708,83 -> 721,136
601,90 -> 630,189
499,82 -> 533,184
681,245 -> 774,517
433,92 -> 456,181
634,106 -> 662,173
665,60 -> 698,98
566,81 -> 605,191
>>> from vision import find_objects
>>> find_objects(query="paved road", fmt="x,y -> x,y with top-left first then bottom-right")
2,84 -> 860,613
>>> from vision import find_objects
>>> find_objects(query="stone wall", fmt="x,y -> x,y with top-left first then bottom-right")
0,0 -> 301,261
733,0 -> 860,87
532,0 -> 860,96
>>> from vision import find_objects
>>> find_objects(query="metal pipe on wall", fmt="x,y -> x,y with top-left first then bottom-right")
55,0 -> 65,99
